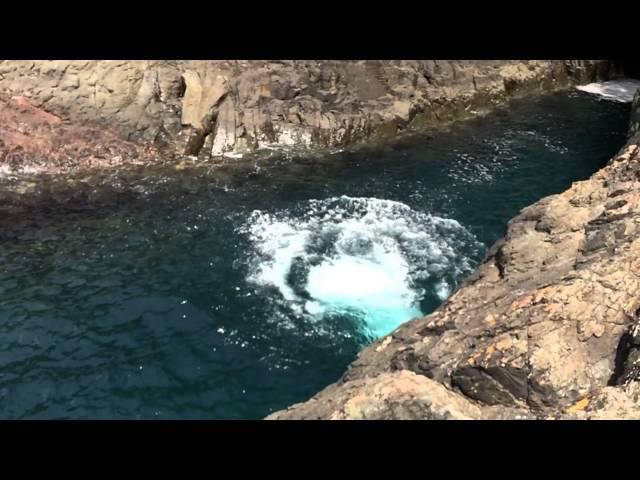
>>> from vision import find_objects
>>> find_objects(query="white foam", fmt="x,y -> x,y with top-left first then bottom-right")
305,252 -> 423,338
246,215 -> 309,302
576,79 -> 640,103
434,279 -> 452,301
240,196 -> 482,339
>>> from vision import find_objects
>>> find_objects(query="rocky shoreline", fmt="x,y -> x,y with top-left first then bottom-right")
268,93 -> 640,420
2,59 -> 638,420
0,60 -> 615,176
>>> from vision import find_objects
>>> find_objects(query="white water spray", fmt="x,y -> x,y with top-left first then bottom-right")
576,79 -> 640,103
240,196 -> 482,339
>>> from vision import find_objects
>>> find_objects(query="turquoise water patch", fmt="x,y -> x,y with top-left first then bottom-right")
241,196 -> 481,340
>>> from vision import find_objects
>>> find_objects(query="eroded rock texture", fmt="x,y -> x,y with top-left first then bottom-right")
631,89 -> 640,137
0,92 -> 167,176
0,60 -> 611,168
1,59 -> 636,419
269,126 -> 640,420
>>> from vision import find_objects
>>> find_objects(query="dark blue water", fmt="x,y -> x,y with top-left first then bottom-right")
0,91 -> 629,419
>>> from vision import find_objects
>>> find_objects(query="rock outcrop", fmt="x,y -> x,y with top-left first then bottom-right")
268,100 -> 640,420
2,59 -> 637,419
0,60 -> 614,173
631,89 -> 640,137
0,92 -> 166,176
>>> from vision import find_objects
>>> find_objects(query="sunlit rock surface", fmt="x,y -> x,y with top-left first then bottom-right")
269,94 -> 640,420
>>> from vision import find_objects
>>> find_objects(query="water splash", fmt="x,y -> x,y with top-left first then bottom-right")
576,79 -> 640,103
240,196 -> 482,339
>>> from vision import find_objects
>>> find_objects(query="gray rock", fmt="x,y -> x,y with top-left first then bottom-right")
269,111 -> 640,420
0,60 -> 614,162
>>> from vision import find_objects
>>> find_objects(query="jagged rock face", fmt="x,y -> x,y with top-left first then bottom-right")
0,60 -> 611,162
0,92 -> 167,176
269,370 -> 534,420
2,59 -> 635,419
631,90 -> 640,137
269,127 -> 640,420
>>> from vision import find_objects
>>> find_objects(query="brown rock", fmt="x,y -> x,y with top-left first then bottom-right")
267,370 -> 533,420
0,60 -> 612,163
270,122 -> 640,419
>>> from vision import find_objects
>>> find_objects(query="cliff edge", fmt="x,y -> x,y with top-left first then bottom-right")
0,60 -> 611,175
268,95 -> 640,419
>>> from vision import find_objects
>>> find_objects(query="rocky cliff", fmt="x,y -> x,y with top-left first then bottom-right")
2,59 -> 637,419
0,60 -> 613,175
631,89 -> 640,137
268,96 -> 640,420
